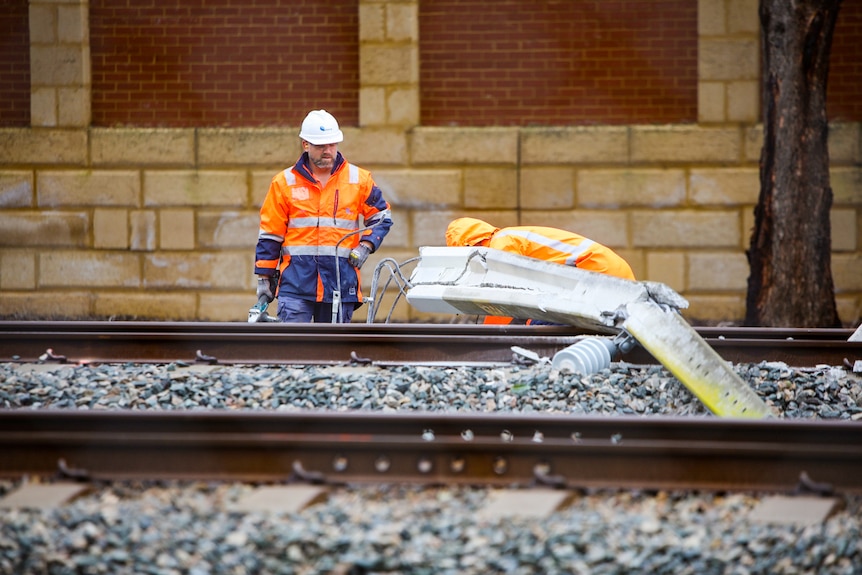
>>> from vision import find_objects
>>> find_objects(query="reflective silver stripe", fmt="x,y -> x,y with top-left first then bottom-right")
287,217 -> 321,228
283,169 -> 296,185
283,245 -> 353,258
365,208 -> 392,227
258,231 -> 284,242
494,229 -> 594,266
287,217 -> 359,230
348,164 -> 359,184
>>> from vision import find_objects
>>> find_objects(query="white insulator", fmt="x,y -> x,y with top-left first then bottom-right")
551,337 -> 617,375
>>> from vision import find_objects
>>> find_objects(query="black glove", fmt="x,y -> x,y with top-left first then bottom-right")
256,274 -> 277,303
348,243 -> 372,269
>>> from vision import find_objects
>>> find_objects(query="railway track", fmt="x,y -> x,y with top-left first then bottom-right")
0,321 -> 859,367
1,321 -> 860,494
2,410 -> 861,493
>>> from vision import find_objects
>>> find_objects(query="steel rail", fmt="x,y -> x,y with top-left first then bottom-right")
1,410 -> 860,493
0,321 -> 858,367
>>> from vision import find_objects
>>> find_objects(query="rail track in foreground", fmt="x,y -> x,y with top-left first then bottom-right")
2,410 -> 861,494
1,321 -> 860,494
0,321 -> 859,367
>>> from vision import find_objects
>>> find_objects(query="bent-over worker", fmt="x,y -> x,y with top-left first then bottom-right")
445,217 -> 635,324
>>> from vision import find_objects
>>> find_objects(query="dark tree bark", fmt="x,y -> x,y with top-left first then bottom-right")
746,0 -> 842,327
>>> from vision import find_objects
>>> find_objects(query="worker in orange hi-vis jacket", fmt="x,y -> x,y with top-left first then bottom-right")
445,217 -> 635,325
254,110 -> 393,323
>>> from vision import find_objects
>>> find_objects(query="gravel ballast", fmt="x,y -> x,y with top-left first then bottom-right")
1,359 -> 861,574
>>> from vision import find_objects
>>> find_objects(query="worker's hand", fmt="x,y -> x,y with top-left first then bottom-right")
348,242 -> 372,269
256,274 -> 277,303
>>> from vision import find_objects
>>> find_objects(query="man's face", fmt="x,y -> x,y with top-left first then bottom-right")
305,142 -> 338,170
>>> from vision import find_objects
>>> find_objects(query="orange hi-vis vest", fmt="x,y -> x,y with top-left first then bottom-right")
254,152 -> 392,303
445,218 -> 634,324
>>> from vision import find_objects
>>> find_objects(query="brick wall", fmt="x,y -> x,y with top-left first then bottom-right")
829,0 -> 862,121
0,0 -> 31,127
89,0 -> 360,127
418,0 -> 698,126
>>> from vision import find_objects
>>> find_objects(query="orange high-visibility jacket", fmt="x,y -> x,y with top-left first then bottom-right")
255,152 -> 392,303
446,218 -> 634,324
445,218 -> 635,280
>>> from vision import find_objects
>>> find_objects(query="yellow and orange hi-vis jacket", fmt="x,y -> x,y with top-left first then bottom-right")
255,152 -> 392,304
445,217 -> 635,324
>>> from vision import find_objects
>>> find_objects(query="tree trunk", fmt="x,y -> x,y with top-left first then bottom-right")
746,0 -> 842,327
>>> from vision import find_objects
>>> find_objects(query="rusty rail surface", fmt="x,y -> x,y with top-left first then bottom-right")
0,321 -> 859,367
1,410 -> 860,493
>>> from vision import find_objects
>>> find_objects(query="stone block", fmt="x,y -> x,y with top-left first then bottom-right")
520,210 -> 629,248
831,209 -> 857,252
0,291 -> 92,320
144,171 -> 247,207
0,172 -> 34,207
727,0 -> 759,35
94,292 -> 198,321
378,208 -> 409,248
829,123 -> 860,164
339,129 -> 408,165
159,209 -> 196,250
682,295 -> 746,324
38,170 -> 139,207
359,87 -> 387,126
29,3 -> 56,43
690,168 -> 759,205
833,254 -> 862,291
372,169 -> 460,208
361,44 -> 417,85
30,45 -> 89,86
387,88 -> 419,127
130,210 -> 156,251
0,251 -> 36,290
31,88 -> 57,127
411,128 -> 518,165
57,86 -> 91,127
358,2 -> 385,41
0,211 -> 88,247
412,210 -> 519,248
90,128 -> 195,167
831,168 -> 862,204
197,210 -> 259,249
0,128 -> 87,165
687,251 -> 749,290
40,251 -> 141,288
698,81 -> 725,124
698,0 -> 726,35
836,297 -> 860,328
521,127 -> 628,165
58,3 -> 88,43
93,208 -> 129,249
198,293 -> 261,322
646,251 -> 685,292
727,80 -> 759,123
520,168 -> 574,209
198,128 -> 298,167
632,210 -> 740,248
578,169 -> 685,208
631,126 -> 740,163
744,125 -> 763,162
251,170 -> 276,208
387,3 -> 418,41
144,252 -> 250,289
699,38 -> 759,81
464,168 -> 518,209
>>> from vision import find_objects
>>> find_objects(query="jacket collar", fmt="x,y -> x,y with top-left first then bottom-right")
294,151 -> 345,184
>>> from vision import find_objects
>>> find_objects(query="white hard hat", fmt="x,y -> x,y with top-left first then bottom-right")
299,109 -> 344,145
